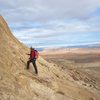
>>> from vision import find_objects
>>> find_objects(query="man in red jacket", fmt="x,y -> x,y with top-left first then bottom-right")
27,47 -> 38,74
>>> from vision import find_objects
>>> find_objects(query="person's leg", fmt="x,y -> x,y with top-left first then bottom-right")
32,60 -> 38,74
27,60 -> 31,69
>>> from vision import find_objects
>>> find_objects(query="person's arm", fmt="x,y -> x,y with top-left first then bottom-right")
26,54 -> 30,55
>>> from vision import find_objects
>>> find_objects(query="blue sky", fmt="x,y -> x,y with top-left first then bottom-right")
0,0 -> 100,48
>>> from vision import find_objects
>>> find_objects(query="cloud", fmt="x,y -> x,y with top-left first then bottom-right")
13,17 -> 100,39
1,0 -> 100,32
0,0 -> 100,48
0,0 -> 100,23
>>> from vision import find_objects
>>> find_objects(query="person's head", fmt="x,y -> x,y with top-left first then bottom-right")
30,47 -> 35,51
32,48 -> 35,50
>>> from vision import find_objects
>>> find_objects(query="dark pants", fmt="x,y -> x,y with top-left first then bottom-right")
27,59 -> 38,74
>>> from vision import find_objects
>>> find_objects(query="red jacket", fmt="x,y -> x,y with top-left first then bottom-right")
30,50 -> 35,59
28,50 -> 38,60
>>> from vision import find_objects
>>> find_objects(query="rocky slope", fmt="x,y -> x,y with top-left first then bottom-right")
0,15 -> 100,100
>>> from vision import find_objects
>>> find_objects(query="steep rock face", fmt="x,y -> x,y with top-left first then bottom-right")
0,16 -> 100,100
0,15 -> 30,99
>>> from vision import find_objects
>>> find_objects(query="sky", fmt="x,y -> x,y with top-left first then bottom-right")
0,0 -> 100,49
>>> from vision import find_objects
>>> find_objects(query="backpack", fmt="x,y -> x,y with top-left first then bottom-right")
35,50 -> 39,59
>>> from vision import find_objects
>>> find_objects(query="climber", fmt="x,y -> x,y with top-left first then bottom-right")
26,47 -> 39,74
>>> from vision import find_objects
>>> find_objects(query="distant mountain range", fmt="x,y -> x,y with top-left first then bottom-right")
36,43 -> 100,51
